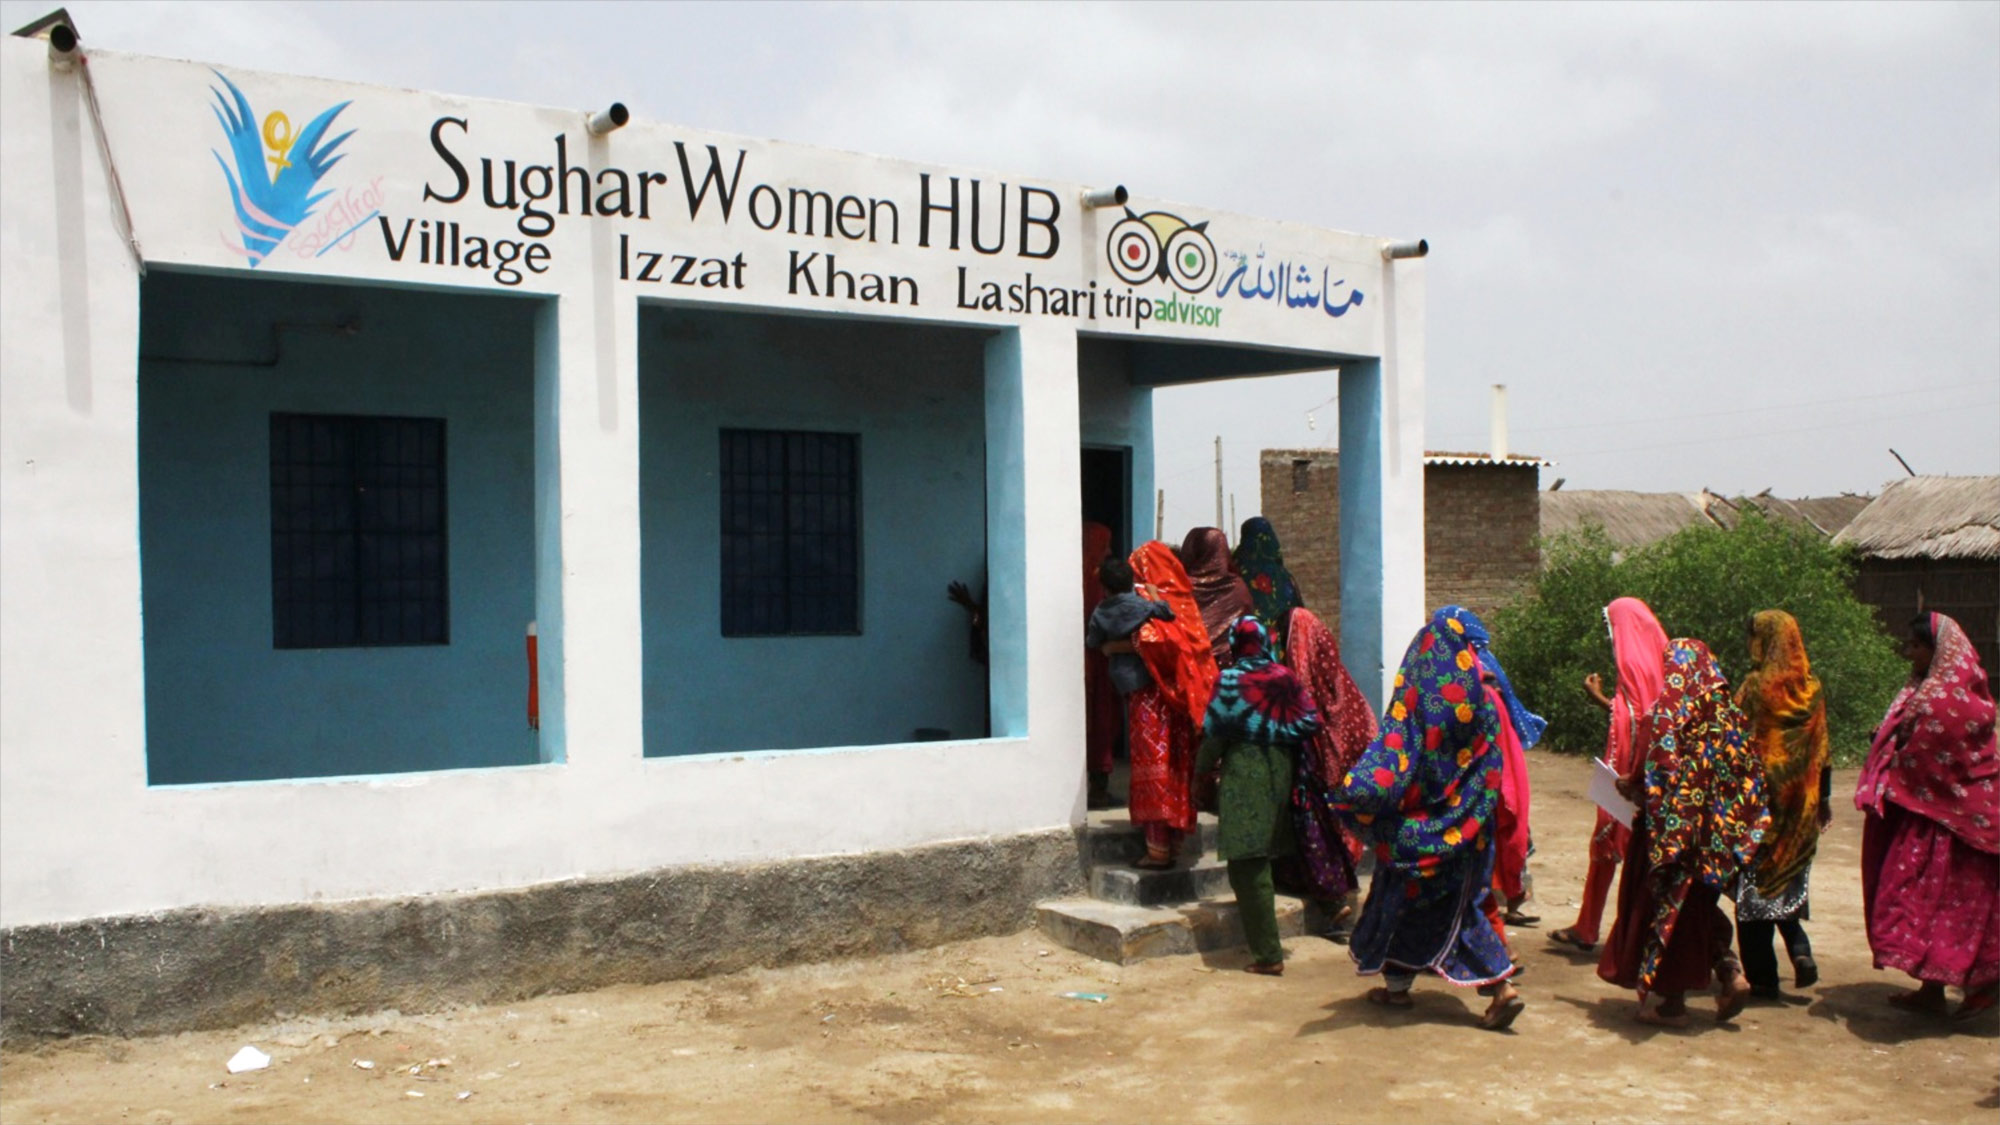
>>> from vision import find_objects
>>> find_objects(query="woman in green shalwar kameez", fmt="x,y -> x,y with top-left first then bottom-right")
1197,616 -> 1323,974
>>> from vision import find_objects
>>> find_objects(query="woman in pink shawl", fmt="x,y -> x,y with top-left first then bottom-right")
1179,527 -> 1255,669
1275,607 -> 1378,933
1857,612 -> 2000,1020
1551,597 -> 1670,952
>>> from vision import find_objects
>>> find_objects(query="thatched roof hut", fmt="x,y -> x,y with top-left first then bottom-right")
1539,489 -> 1715,551
1543,488 -> 1876,553
1831,476 -> 2000,560
1834,476 -> 2000,675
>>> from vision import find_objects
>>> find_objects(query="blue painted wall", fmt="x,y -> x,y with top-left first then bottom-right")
638,308 -> 992,755
1338,360 -> 1386,713
1078,340 -> 1155,552
139,272 -> 542,784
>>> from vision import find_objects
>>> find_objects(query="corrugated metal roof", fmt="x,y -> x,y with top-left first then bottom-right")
1422,451 -> 1553,468
1832,476 -> 2000,560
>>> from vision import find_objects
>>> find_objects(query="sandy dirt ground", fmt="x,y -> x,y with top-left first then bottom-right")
4,750 -> 1996,1125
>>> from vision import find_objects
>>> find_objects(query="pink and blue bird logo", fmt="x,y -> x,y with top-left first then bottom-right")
209,71 -> 369,266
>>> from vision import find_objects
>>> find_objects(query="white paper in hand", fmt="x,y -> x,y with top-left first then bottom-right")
1589,758 -> 1637,828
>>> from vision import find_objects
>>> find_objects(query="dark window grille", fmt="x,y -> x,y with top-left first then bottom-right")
1293,458 -> 1312,493
720,429 -> 859,636
270,413 -> 448,648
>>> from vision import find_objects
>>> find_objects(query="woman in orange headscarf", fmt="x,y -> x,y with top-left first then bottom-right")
1734,610 -> 1830,999
1124,541 -> 1220,866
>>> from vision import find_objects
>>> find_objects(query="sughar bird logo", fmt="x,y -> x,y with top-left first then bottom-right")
209,71 -> 355,266
1105,208 -> 1217,293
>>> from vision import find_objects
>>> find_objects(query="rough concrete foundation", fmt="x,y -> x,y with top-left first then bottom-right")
1,828 -> 1083,1043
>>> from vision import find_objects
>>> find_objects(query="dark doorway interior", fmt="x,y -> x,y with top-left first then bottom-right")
1081,445 -> 1132,554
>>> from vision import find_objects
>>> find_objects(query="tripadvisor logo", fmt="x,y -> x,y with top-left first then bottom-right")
1104,208 -> 1224,327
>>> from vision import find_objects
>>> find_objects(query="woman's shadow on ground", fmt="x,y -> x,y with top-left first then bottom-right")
1297,988 -> 1524,1037
1808,982 -> 2000,1044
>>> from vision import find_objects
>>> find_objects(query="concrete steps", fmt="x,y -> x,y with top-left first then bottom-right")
1038,808 -> 1336,964
1035,893 -> 1318,965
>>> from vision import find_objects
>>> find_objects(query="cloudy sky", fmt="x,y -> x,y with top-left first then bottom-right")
14,0 -> 1995,532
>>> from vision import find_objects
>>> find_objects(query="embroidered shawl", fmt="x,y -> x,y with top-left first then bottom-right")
1233,517 -> 1305,654
1129,541 -> 1220,727
1858,612 -> 1999,854
1284,607 -> 1378,784
1334,607 -> 1503,880
1203,616 -> 1321,746
1736,610 -> 1830,896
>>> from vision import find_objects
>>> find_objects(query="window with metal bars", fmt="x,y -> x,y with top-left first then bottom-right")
719,429 -> 860,636
269,413 -> 449,648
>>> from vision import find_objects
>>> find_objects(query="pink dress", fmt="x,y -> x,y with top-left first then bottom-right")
1855,613 -> 2000,990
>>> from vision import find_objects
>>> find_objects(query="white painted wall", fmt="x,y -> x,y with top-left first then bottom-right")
0,38 -> 1423,926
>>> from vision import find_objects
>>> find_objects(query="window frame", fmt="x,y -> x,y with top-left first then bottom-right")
718,427 -> 862,638
269,411 -> 450,650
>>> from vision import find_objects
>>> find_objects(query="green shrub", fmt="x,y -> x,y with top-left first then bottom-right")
1490,510 -> 1905,765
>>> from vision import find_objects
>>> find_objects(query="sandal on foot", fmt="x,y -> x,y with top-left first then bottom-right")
1366,987 -> 1413,1009
1244,961 -> 1284,977
1953,987 -> 1998,1022
1132,853 -> 1176,871
1635,1004 -> 1689,1028
1716,974 -> 1751,1023
1792,955 -> 1819,990
1504,909 -> 1542,927
1548,927 -> 1596,953
1480,994 -> 1526,1031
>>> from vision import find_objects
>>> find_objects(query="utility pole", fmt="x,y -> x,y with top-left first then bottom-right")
1155,489 -> 1165,542
1229,493 -> 1237,539
1213,435 -> 1224,531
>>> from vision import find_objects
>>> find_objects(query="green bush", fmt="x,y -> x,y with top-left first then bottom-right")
1490,511 -> 1905,765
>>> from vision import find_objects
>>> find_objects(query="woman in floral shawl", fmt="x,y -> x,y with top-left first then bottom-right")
1234,517 -> 1306,658
1197,616 -> 1322,974
1856,612 -> 1999,1020
1179,527 -> 1255,669
1275,607 -> 1378,932
1125,541 -> 1221,867
1334,607 -> 1525,1030
1734,610 -> 1831,999
1597,639 -> 1768,1027
1552,598 -> 1670,953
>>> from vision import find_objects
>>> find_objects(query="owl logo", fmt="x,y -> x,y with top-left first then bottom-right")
1105,208 -> 1217,293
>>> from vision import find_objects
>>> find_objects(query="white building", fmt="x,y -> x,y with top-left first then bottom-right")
0,13 -> 1426,1035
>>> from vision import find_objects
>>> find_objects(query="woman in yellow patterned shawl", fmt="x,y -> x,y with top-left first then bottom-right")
1733,610 -> 1830,999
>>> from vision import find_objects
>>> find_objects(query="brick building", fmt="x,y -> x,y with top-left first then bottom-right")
1260,448 -> 1546,631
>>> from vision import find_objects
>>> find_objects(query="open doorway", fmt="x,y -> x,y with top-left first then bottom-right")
1080,446 -> 1132,557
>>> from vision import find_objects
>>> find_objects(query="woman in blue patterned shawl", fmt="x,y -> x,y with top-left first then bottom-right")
1334,607 -> 1525,1030
1196,616 -> 1322,975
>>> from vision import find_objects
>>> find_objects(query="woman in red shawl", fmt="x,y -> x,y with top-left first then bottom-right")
1857,612 -> 2000,1020
1124,542 -> 1220,867
1179,527 -> 1254,669
1276,607 -> 1378,933
1082,522 -> 1123,810
1551,597 -> 1670,953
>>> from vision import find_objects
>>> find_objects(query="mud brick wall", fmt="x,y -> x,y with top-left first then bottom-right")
1260,451 -> 1543,633
1425,463 -> 1542,621
1259,450 -> 1342,630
